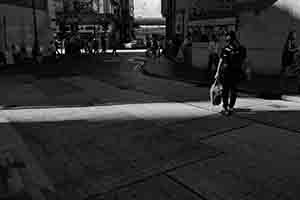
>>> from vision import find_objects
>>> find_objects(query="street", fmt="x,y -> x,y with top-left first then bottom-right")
1,53 -> 300,200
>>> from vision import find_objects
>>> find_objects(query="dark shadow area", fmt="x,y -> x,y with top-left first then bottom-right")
9,116 -> 222,200
1,105 -> 300,199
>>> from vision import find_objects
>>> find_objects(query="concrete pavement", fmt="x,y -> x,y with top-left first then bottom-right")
0,55 -> 300,199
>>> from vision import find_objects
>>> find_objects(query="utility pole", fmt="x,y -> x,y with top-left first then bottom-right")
32,0 -> 39,62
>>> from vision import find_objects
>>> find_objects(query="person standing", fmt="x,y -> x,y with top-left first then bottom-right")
92,38 -> 99,55
11,44 -> 20,64
0,51 -> 6,66
281,30 -> 298,75
151,36 -> 159,59
215,31 -> 243,116
111,33 -> 119,56
208,34 -> 220,78
101,33 -> 107,54
281,30 -> 300,92
145,35 -> 151,57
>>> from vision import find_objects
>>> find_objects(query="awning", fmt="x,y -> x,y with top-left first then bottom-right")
189,17 -> 236,26
57,12 -> 114,25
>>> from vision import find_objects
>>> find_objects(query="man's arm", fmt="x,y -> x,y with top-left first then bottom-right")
215,58 -> 223,80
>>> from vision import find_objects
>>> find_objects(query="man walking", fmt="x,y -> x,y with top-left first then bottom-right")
111,33 -> 119,56
215,31 -> 246,116
101,33 -> 107,54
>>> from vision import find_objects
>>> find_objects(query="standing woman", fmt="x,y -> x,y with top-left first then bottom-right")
281,30 -> 299,91
281,31 -> 298,74
215,31 -> 242,116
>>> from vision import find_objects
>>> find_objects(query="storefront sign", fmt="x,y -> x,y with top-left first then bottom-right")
175,13 -> 184,35
189,17 -> 236,26
189,0 -> 235,20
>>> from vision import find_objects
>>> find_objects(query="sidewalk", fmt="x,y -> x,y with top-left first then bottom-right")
141,57 -> 300,99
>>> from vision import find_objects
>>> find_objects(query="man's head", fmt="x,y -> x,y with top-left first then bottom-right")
225,31 -> 237,43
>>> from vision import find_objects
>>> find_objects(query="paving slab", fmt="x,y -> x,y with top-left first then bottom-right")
12,113 -> 220,199
0,82 -> 48,106
0,120 -> 54,198
166,114 -> 252,141
169,124 -> 300,200
96,175 -> 201,200
237,100 -> 300,131
62,76 -> 167,105
12,120 -> 140,199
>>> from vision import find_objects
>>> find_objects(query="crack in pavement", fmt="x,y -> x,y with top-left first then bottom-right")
84,152 -> 224,200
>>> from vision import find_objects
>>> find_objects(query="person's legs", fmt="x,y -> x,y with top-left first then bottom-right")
222,80 -> 230,111
229,82 -> 238,110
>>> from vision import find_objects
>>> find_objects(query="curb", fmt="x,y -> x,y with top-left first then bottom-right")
138,59 -> 300,102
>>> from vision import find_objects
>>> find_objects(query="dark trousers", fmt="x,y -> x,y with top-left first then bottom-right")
221,73 -> 238,109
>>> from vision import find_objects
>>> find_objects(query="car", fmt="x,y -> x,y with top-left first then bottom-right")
124,39 -> 145,49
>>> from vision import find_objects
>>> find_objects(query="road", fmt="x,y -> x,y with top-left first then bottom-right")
0,53 -> 300,200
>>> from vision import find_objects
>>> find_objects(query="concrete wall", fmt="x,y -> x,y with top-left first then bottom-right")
192,43 -> 209,70
0,4 -> 52,56
191,0 -> 300,75
238,2 -> 294,75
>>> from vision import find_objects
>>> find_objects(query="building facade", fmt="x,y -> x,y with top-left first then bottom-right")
164,0 -> 300,75
0,0 -> 52,60
119,0 -> 134,42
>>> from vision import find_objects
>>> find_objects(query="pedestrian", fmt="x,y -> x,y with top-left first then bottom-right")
208,34 -> 220,78
214,31 -> 244,116
92,38 -> 99,55
101,33 -> 106,54
161,36 -> 166,56
49,41 -> 56,59
152,36 -> 159,59
11,44 -> 20,64
281,30 -> 298,75
280,30 -> 300,92
0,51 -> 6,66
88,38 -> 93,55
19,46 -> 28,64
111,33 -> 119,56
145,35 -> 151,57
54,38 -> 60,55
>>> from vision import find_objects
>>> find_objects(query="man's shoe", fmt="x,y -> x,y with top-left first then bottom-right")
221,108 -> 230,116
228,107 -> 234,115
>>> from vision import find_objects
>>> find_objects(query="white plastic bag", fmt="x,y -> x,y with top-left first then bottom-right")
210,79 -> 223,106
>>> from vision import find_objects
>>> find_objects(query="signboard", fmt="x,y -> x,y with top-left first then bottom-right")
175,13 -> 184,34
189,0 -> 235,21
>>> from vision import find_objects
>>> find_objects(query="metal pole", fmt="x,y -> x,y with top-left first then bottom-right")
32,0 -> 39,62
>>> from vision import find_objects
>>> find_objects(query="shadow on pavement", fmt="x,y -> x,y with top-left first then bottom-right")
1,99 -> 300,199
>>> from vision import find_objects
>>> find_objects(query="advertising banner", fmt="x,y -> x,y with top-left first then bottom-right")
175,13 -> 184,34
